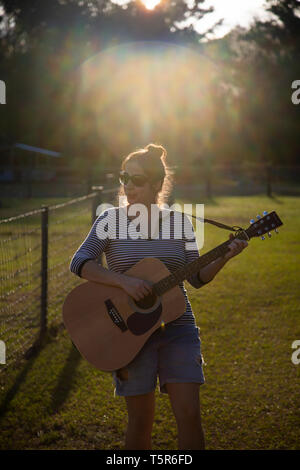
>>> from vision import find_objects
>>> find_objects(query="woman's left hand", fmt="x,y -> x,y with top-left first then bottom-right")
224,233 -> 248,261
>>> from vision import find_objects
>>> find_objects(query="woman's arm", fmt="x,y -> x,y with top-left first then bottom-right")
80,260 -> 153,302
198,257 -> 228,283
70,208 -> 153,301
80,259 -> 127,288
198,233 -> 248,283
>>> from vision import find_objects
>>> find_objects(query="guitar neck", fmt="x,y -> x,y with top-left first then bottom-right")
153,236 -> 244,296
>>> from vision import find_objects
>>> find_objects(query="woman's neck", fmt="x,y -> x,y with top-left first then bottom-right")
127,201 -> 158,214
126,202 -> 160,231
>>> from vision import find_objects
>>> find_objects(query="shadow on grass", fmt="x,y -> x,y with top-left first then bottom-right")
175,193 -> 219,207
198,197 -> 219,206
268,194 -> 284,204
50,343 -> 81,414
0,345 -> 44,421
0,329 -> 81,421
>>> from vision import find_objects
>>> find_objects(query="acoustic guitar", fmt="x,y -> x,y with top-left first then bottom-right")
62,210 -> 283,372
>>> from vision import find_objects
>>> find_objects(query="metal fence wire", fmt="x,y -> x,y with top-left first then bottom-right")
0,187 -> 117,372
0,161 -> 299,371
1,163 -> 300,198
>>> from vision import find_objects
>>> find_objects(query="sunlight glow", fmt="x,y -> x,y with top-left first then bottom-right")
141,0 -> 161,10
76,41 -> 219,161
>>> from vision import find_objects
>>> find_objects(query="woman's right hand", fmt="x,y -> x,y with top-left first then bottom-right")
118,275 -> 153,302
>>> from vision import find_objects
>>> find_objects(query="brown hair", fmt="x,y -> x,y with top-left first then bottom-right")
117,143 -> 174,207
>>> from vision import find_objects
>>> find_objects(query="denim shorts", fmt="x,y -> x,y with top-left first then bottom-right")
111,322 -> 205,396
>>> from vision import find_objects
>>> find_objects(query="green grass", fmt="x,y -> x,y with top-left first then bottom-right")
0,195 -> 299,450
0,196 -> 92,368
0,197 -> 75,219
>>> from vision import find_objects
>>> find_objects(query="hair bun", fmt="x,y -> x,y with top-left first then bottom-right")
145,143 -> 167,162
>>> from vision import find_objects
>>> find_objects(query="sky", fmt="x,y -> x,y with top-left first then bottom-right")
0,1 -> 275,40
187,0 -> 274,40
113,0 -> 275,40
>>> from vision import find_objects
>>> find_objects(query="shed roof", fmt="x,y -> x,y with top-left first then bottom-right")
13,143 -> 61,157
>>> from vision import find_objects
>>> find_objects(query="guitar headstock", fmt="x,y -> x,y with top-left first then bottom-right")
245,211 -> 283,240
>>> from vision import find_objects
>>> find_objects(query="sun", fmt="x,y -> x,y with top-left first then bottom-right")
141,0 -> 161,10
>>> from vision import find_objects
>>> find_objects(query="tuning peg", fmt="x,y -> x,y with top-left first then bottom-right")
268,232 -> 272,238
257,215 -> 261,219
263,211 -> 268,216
250,219 -> 255,224
261,236 -> 265,240
275,229 -> 278,234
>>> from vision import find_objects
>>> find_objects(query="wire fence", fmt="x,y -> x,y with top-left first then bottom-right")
175,163 -> 300,198
0,162 -> 299,371
0,186 -> 118,372
1,163 -> 300,199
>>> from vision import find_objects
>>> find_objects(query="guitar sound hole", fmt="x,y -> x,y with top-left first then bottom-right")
135,292 -> 157,310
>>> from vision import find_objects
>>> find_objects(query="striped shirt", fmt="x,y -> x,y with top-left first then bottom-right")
69,206 -> 210,326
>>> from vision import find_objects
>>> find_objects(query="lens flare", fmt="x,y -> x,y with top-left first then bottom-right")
73,40 -> 220,166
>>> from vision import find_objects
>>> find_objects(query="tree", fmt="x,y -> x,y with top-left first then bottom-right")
207,0 -> 300,166
0,1 -> 218,57
0,1 -> 221,162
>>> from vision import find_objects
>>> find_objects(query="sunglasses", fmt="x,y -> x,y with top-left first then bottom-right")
119,171 -> 148,187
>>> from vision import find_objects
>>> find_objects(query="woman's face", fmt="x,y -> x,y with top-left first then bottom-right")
123,160 -> 160,208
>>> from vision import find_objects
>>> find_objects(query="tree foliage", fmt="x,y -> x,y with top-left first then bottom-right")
0,0 -> 299,173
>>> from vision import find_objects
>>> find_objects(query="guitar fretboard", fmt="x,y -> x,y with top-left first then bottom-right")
152,237 -> 241,296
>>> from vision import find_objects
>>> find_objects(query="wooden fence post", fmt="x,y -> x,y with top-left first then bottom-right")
91,186 -> 103,224
40,205 -> 48,338
266,164 -> 272,197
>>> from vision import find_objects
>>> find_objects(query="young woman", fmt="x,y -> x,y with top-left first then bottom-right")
69,143 -> 248,450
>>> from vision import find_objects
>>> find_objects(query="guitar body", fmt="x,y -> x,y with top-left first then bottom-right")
63,210 -> 283,372
62,257 -> 186,372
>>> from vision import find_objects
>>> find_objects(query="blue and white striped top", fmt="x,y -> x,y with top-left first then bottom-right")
69,206 -> 209,326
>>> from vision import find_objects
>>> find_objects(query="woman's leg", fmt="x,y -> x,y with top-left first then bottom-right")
124,390 -> 156,450
165,382 -> 205,450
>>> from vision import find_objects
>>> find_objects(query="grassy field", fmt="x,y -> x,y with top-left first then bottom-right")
0,195 -> 299,450
0,196 -> 92,367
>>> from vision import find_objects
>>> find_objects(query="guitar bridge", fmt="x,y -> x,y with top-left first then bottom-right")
104,299 -> 128,332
